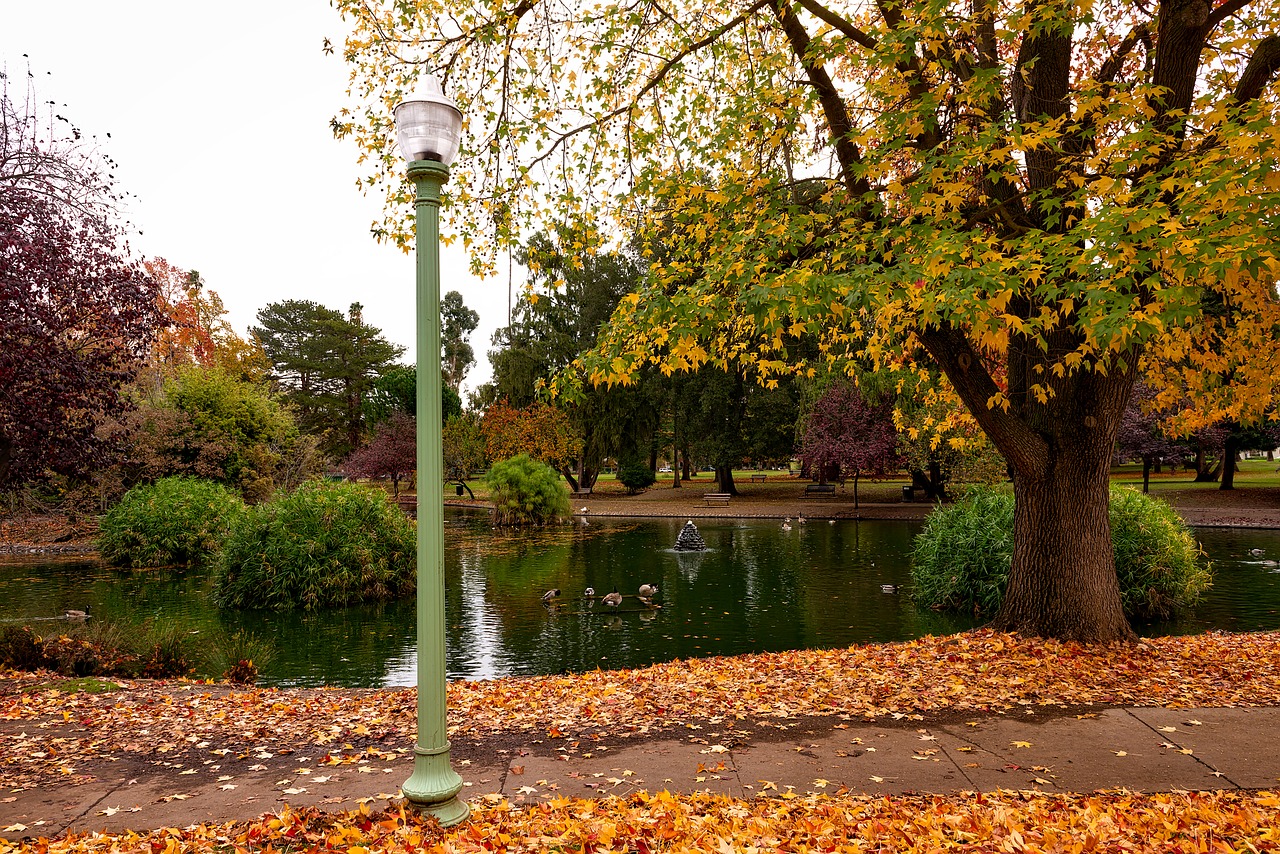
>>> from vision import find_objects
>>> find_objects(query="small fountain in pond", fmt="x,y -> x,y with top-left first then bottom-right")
674,520 -> 707,552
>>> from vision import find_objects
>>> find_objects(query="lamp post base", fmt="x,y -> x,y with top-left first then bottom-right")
403,749 -> 469,826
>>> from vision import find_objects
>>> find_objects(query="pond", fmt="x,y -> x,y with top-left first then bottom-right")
2,514 -> 1278,687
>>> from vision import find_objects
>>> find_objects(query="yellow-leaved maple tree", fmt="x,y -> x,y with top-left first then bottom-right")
333,0 -> 1280,641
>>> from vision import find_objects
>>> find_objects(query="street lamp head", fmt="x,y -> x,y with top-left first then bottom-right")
393,76 -> 463,166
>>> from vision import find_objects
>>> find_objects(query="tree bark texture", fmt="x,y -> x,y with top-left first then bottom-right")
994,439 -> 1135,642
716,464 -> 739,496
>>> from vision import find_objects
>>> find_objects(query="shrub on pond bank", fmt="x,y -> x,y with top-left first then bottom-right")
485,454 -> 569,526
617,458 -> 657,494
213,481 -> 416,610
911,486 -> 1211,621
0,620 -> 273,682
97,476 -> 246,567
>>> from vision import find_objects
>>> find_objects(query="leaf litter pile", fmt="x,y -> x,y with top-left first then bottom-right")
4,790 -> 1280,853
4,629 -> 1280,850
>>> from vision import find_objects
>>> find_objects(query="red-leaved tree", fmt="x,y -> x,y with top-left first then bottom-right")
342,411 -> 416,497
1115,382 -> 1186,493
0,190 -> 159,488
1,73 -> 160,490
798,383 -> 901,509
480,400 -> 581,483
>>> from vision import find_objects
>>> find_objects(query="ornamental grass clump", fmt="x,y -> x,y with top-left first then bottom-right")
912,486 -> 1210,621
213,481 -> 415,610
97,476 -> 246,568
485,454 -> 569,526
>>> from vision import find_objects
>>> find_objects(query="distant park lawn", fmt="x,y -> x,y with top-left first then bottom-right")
373,456 -> 1279,505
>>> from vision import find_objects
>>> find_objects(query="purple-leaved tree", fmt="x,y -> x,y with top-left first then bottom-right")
798,383 -> 900,509
1115,382 -> 1186,493
342,411 -> 416,497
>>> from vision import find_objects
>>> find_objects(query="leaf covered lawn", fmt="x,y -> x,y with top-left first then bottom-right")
4,790 -> 1279,853
4,629 -> 1280,849
4,629 -> 1280,790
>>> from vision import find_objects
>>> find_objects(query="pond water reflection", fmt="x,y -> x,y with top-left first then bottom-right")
1,513 -> 1278,687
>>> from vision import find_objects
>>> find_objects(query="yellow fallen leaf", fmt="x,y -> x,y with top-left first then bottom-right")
1012,741 -> 1032,748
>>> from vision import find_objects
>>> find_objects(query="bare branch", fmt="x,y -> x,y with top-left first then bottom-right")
773,0 -> 873,200
794,0 -> 876,50
1207,0 -> 1250,29
526,0 -> 772,170
1096,24 -> 1151,86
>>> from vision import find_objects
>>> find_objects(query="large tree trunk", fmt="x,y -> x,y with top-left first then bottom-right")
918,325 -> 1138,643
1220,433 -> 1239,490
994,437 -> 1134,642
715,464 -> 738,496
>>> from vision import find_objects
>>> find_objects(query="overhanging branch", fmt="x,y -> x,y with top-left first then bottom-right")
1233,34 -> 1280,104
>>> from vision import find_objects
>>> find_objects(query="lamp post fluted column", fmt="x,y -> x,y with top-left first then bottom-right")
402,158 -> 468,826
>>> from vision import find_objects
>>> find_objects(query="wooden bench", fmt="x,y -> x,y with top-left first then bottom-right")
703,493 -> 732,506
803,483 -> 837,498
572,486 -> 593,497
749,474 -> 768,482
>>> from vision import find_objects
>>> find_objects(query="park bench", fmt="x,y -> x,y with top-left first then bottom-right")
803,483 -> 837,498
703,493 -> 732,506
573,486 -> 593,497
749,474 -> 768,482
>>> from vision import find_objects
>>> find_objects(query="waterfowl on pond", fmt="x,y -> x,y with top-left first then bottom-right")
602,589 -> 623,608
797,514 -> 806,524
64,608 -> 89,621
638,583 -> 659,598
781,522 -> 792,532
880,584 -> 897,594
541,588 -> 561,603
1250,548 -> 1265,557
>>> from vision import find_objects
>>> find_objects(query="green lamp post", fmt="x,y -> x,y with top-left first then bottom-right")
393,76 -> 469,826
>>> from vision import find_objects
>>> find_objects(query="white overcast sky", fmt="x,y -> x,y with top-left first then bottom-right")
2,1 -> 510,395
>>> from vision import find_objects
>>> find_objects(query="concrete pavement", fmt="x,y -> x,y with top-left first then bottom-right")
4,705 -> 1278,836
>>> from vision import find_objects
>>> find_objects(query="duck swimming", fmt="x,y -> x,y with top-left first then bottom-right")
638,583 -> 659,598
541,588 -> 561,603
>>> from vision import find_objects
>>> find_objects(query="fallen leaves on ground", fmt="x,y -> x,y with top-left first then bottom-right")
3,629 -> 1280,791
3,790 -> 1278,853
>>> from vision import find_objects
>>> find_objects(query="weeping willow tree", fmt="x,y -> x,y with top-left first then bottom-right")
334,0 -> 1280,641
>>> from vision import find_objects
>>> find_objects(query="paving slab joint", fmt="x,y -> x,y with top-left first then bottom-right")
1121,708 -> 1241,790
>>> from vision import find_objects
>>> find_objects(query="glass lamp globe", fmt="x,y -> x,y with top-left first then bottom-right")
393,76 -> 463,165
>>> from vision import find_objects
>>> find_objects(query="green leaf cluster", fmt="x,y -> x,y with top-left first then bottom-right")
213,481 -> 416,610
97,476 -> 247,568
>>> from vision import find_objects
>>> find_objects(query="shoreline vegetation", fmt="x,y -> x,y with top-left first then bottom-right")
3,629 -> 1280,847
3,469 -> 1278,557
2,477 -> 1279,846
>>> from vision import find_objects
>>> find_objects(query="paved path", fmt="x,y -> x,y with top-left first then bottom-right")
4,705 -> 1277,835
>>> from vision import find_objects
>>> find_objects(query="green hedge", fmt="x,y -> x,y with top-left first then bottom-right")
213,481 -> 416,610
911,486 -> 1211,621
97,476 -> 246,567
